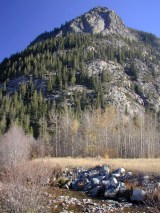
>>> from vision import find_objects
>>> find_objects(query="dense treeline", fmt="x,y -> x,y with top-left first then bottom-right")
1,33 -> 159,83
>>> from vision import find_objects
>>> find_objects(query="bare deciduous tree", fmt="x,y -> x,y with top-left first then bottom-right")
0,125 -> 32,170
46,107 -> 160,158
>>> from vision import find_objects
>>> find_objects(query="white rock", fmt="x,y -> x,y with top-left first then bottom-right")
118,168 -> 125,174
119,182 -> 126,192
110,177 -> 118,187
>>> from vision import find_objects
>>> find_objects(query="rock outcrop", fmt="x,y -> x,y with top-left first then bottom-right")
56,7 -> 135,40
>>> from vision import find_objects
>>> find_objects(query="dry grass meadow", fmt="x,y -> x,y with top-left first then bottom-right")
33,157 -> 160,175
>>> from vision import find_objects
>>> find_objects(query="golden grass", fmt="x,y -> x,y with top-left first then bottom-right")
33,157 -> 160,174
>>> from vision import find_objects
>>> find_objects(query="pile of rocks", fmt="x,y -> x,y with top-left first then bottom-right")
61,165 -> 159,202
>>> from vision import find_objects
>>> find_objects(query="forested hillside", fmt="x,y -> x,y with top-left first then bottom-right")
0,7 -> 160,157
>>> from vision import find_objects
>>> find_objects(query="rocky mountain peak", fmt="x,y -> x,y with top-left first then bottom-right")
56,6 -> 135,39
87,6 -> 112,15
30,6 -> 137,46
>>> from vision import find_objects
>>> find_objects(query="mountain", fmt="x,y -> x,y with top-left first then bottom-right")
31,7 -> 135,45
0,6 -> 160,136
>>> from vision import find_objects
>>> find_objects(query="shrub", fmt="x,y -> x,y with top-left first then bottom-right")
0,125 -> 33,170
144,189 -> 160,213
0,161 -> 62,212
0,125 -> 63,212
0,181 -> 47,213
30,139 -> 52,159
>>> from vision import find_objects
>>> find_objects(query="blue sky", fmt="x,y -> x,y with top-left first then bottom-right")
0,0 -> 160,62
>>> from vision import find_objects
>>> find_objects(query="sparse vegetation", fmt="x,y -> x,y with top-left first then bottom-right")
144,189 -> 160,213
0,125 -> 62,213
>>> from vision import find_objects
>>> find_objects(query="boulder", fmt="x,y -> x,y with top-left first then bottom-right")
112,172 -> 121,178
118,182 -> 126,192
83,182 -> 91,192
89,186 -> 102,197
112,168 -> 125,178
87,168 -> 101,178
110,177 -> 118,187
121,172 -> 133,181
130,189 -> 146,202
104,186 -> 120,198
72,178 -> 89,190
111,169 -> 121,178
91,178 -> 100,187
101,165 -> 110,175
102,180 -> 110,189
79,171 -> 89,179
95,175 -> 106,181
118,168 -> 125,174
